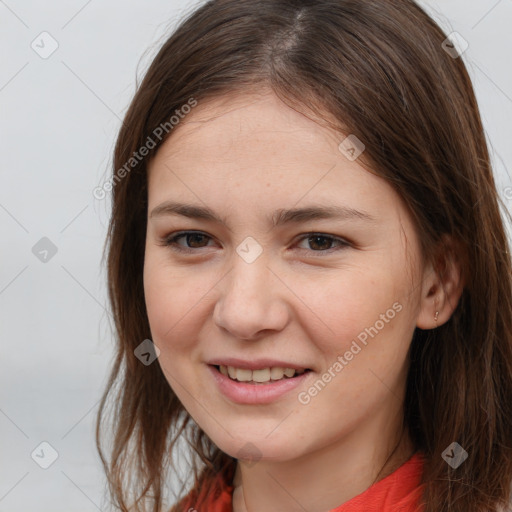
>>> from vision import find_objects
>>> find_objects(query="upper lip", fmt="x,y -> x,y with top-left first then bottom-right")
207,357 -> 311,371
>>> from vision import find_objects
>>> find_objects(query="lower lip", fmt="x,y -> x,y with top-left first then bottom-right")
207,365 -> 312,405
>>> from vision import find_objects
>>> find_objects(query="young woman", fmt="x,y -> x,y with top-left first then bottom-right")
95,1 -> 512,511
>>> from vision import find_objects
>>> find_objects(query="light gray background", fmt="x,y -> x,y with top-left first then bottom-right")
1,1 -> 511,510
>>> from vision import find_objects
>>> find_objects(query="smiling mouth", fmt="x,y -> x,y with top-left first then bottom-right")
212,364 -> 313,385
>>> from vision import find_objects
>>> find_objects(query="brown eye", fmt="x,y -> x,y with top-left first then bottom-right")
162,231 -> 215,252
181,233 -> 210,248
296,233 -> 350,253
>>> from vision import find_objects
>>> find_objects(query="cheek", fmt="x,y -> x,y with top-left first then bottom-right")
308,270 -> 395,337
144,258 -> 185,346
297,278 -> 412,426
143,255 -> 216,355
306,260 -> 415,373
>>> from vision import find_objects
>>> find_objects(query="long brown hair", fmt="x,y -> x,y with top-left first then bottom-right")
96,0 -> 512,510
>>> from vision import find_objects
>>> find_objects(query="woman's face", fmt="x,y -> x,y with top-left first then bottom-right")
143,91 -> 428,463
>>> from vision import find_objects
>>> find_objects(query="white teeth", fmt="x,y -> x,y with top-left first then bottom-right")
283,368 -> 295,378
270,367 -> 285,380
252,368 -> 271,382
218,365 -> 307,383
235,368 -> 252,382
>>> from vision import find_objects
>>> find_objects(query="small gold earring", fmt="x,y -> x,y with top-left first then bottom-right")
434,310 -> 439,322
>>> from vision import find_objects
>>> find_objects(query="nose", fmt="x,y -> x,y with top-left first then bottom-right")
212,255 -> 290,341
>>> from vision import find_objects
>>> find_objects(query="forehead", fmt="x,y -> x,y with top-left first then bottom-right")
146,91 -> 406,228
153,91 -> 343,163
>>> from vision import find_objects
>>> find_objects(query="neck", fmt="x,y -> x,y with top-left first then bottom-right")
232,421 -> 414,512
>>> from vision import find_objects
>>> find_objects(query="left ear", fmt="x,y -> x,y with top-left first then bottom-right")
416,234 -> 465,330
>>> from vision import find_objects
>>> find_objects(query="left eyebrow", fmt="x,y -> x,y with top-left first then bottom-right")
271,205 -> 376,227
149,201 -> 377,227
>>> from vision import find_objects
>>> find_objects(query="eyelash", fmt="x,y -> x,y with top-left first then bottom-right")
159,231 -> 351,255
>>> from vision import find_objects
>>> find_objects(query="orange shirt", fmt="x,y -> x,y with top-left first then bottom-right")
179,452 -> 425,512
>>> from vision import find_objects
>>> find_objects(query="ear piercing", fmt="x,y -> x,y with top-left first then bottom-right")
434,310 -> 439,322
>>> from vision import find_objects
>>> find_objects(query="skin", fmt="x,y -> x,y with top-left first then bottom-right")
143,90 -> 463,512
